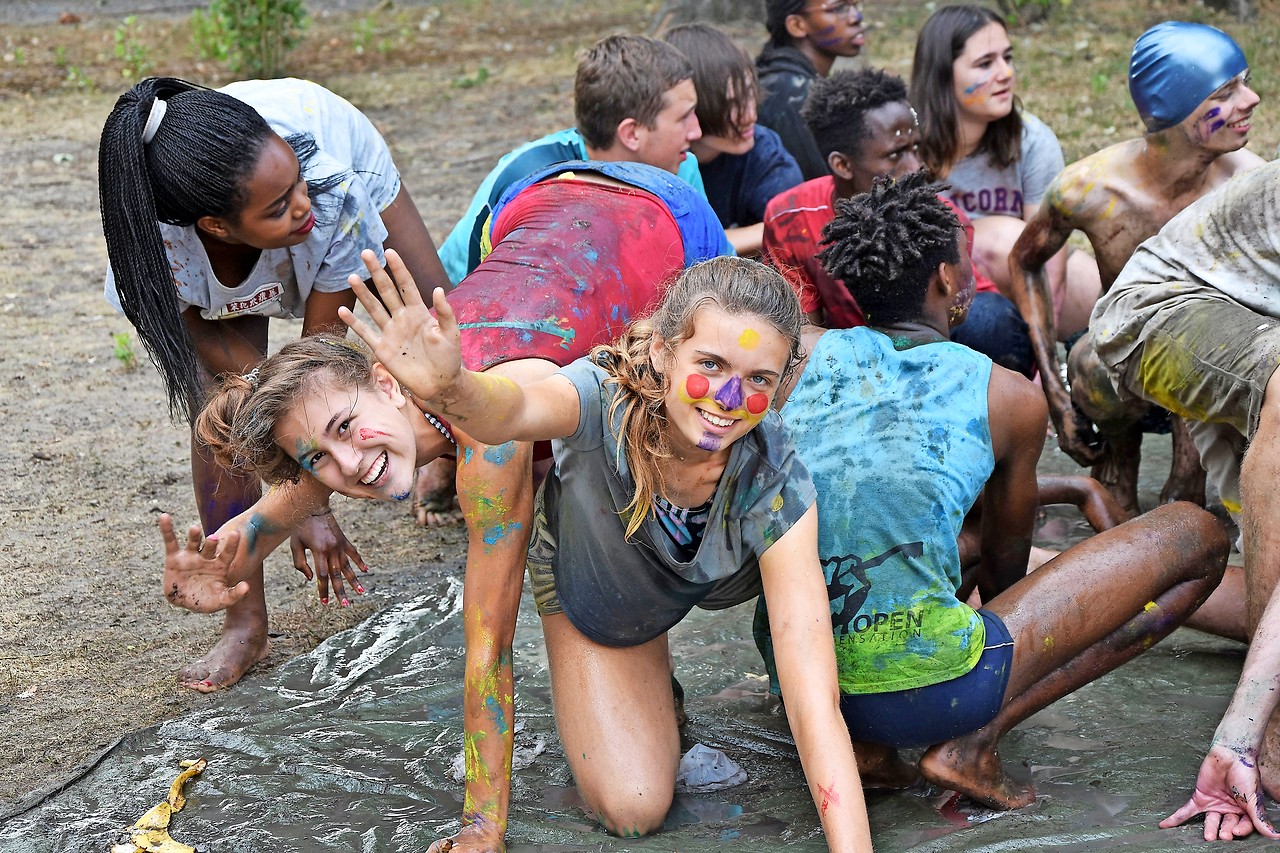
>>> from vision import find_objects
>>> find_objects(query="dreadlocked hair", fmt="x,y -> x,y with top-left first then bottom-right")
817,171 -> 960,326
591,256 -> 803,539
194,335 -> 376,484
99,77 -> 346,424
803,68 -> 909,160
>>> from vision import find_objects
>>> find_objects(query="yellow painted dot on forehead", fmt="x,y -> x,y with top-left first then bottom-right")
738,328 -> 761,350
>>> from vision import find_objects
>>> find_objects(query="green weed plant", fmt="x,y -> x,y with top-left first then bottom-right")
191,0 -> 307,78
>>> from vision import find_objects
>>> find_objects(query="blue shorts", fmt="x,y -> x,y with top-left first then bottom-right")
839,609 -> 1014,748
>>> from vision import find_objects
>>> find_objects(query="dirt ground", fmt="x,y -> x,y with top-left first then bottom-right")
0,0 -> 1275,820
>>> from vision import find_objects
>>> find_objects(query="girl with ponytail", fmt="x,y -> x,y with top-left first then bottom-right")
100,76 -> 450,692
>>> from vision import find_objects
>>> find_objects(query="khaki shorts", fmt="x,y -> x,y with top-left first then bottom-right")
1114,299 -> 1280,437
1095,294 -> 1280,519
526,491 -> 563,617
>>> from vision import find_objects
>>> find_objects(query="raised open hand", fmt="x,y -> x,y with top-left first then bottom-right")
159,514 -> 250,613
338,248 -> 464,404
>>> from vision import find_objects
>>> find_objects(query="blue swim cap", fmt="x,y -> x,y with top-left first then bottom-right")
1129,22 -> 1247,133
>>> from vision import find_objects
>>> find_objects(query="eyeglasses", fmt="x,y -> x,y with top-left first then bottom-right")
806,0 -> 863,17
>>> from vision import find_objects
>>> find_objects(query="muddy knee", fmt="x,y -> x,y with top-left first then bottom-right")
1156,502 -> 1231,578
587,788 -> 673,837
1067,334 -> 1146,427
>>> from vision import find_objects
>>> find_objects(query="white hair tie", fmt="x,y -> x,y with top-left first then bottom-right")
142,98 -> 168,144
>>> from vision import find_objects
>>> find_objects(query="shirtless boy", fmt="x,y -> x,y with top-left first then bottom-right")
1010,21 -> 1262,514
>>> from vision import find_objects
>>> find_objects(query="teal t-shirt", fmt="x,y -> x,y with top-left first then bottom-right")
772,328 -> 995,694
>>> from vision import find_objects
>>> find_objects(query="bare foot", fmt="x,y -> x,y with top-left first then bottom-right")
178,630 -> 271,693
852,741 -> 918,789
920,739 -> 1035,810
414,457 -> 462,527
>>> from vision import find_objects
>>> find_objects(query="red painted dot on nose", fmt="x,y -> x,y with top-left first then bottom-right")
745,394 -> 769,415
685,374 -> 710,399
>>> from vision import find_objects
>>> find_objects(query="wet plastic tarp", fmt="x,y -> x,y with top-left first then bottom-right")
0,572 -> 1266,853
1,441 -> 1268,852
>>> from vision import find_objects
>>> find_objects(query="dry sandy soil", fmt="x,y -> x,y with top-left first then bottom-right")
0,0 -> 1275,821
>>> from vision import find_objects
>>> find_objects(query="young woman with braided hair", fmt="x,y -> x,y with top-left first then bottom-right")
772,171 -> 1230,809
163,252 -> 873,851
99,76 -> 450,692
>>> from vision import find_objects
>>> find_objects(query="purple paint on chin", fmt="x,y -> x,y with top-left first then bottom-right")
697,433 -> 722,451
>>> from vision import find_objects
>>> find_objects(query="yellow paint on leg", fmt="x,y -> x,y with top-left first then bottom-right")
1043,635 -> 1054,649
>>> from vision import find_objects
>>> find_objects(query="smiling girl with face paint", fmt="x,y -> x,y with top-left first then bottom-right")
330,253 -> 873,851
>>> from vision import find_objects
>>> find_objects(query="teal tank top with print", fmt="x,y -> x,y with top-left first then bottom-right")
781,328 -> 995,694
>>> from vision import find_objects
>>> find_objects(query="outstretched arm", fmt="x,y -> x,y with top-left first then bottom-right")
1009,186 -> 1102,466
338,249 -> 579,446
161,475 -> 339,612
1035,474 -> 1127,533
760,506 -> 873,853
1162,584 -> 1280,841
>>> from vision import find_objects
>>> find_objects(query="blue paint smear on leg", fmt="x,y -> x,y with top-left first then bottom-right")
483,442 -> 517,466
483,521 -> 524,546
484,696 -> 510,735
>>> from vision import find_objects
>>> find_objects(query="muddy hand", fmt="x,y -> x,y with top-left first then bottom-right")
1053,404 -> 1105,467
291,510 -> 367,607
1160,744 -> 1280,841
159,514 -> 250,613
339,248 -> 463,403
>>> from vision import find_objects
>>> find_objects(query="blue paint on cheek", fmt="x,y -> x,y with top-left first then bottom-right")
715,376 -> 744,410
463,446 -> 474,465
483,442 -> 517,466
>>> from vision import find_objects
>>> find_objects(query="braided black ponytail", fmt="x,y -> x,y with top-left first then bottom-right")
99,77 -> 275,423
